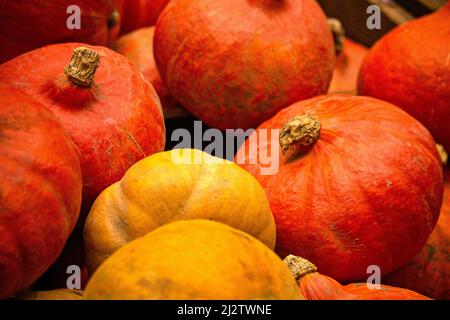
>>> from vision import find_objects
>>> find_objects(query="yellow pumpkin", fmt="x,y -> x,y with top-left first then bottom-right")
84,220 -> 301,300
17,289 -> 83,300
84,149 -> 276,272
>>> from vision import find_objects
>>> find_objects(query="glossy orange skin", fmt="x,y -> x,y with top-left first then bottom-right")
329,39 -> 368,94
154,0 -> 335,129
236,94 -> 443,282
384,170 -> 450,300
0,0 -> 123,64
0,43 -> 166,220
298,271 -> 430,300
115,27 -> 177,114
120,0 -> 170,35
0,86 -> 82,299
358,4 -> 450,152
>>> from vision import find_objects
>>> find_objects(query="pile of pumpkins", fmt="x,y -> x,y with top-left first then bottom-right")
0,0 -> 449,300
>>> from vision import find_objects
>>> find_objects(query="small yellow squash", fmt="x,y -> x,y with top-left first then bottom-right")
84,149 -> 276,272
84,220 -> 301,300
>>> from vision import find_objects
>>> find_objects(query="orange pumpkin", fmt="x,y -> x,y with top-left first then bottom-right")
284,255 -> 430,300
236,94 -> 443,282
358,3 -> 450,152
115,27 -> 180,117
154,0 -> 335,129
383,169 -> 450,299
84,220 -> 301,300
0,0 -> 122,64
0,44 -> 166,221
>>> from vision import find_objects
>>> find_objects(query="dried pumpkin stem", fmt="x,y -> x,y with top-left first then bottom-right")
64,47 -> 101,87
328,18 -> 345,55
283,255 -> 318,281
437,144 -> 448,166
279,115 -> 321,161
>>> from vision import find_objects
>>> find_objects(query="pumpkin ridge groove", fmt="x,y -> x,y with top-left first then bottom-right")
325,147 -> 367,253
177,160 -> 212,218
2,154 -> 74,237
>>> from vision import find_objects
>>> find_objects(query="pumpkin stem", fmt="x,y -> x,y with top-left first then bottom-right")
280,115 -> 321,161
328,18 -> 345,55
283,255 -> 318,281
64,47 -> 101,87
437,144 -> 448,166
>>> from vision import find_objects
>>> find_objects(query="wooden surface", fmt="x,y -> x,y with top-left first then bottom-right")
317,0 -> 443,46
